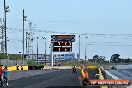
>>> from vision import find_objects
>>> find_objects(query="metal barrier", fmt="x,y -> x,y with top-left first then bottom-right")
7,66 -> 28,71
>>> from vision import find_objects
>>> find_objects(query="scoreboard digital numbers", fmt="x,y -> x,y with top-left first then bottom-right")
53,47 -> 72,52
51,35 -> 75,52
53,41 -> 72,46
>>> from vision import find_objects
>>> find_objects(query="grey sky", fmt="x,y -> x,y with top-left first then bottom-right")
0,0 -> 132,59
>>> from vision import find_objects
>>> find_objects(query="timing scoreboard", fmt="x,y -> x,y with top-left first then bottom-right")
53,41 -> 72,52
51,35 -> 75,52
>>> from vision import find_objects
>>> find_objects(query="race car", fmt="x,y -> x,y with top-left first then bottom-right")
87,65 -> 97,70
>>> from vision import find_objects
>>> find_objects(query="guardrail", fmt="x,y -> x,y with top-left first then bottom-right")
6,66 -> 72,71
5,66 -> 28,71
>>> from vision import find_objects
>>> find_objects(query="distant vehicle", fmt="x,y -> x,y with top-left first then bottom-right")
58,64 -> 61,67
111,65 -> 116,70
53,64 -> 57,66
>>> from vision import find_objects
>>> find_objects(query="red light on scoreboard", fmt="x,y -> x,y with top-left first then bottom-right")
53,41 -> 72,46
51,35 -> 75,52
53,47 -> 72,52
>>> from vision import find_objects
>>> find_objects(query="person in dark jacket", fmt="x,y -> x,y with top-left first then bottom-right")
16,64 -> 19,70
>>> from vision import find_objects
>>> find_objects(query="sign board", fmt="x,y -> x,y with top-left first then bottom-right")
51,35 -> 75,42
51,35 -> 75,52
53,47 -> 72,52
53,41 -> 72,46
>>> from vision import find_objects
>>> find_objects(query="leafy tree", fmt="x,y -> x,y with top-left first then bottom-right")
93,55 -> 106,63
110,54 -> 121,63
124,58 -> 131,63
93,55 -> 99,62
99,56 -> 106,63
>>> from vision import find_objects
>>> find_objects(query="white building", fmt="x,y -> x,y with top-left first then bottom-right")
27,54 -> 51,64
53,53 -> 75,62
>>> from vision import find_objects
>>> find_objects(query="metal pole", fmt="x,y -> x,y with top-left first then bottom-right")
37,37 -> 39,64
27,34 -> 29,59
32,46 -> 33,61
1,18 -> 4,53
23,9 -> 24,63
26,32 -> 28,59
85,44 -> 86,60
85,36 -> 88,60
79,35 -> 80,61
50,43 -> 53,66
45,42 -> 46,65
4,0 -> 7,59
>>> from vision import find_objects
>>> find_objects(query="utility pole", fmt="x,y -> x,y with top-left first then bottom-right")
50,43 -> 53,66
23,9 -> 27,64
37,37 -> 39,64
4,0 -> 10,59
85,37 -> 87,60
26,22 -> 34,60
26,32 -> 28,59
0,18 -> 5,53
42,37 -> 46,65
79,35 -> 80,61
45,42 -> 46,65
85,44 -> 86,60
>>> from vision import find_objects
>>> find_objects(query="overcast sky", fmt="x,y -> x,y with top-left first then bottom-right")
0,0 -> 132,60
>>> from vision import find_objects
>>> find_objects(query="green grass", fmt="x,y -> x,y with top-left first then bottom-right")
0,53 -> 7,59
0,53 -> 22,60
27,60 -> 44,66
61,60 -> 132,69
61,60 -> 99,67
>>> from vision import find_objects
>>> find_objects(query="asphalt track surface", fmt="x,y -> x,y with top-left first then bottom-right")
8,69 -> 99,88
109,69 -> 132,81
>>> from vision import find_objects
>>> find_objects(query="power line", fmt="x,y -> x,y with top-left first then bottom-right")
7,27 -> 132,36
86,43 -> 132,47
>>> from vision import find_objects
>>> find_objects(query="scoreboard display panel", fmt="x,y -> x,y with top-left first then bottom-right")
53,41 -> 72,46
53,47 -> 72,52
51,35 -> 75,52
51,35 -> 75,42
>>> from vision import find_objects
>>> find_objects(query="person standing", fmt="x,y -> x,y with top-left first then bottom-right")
0,65 -> 3,87
3,66 -> 9,87
72,65 -> 77,73
21,64 -> 23,70
80,66 -> 90,86
16,64 -> 19,70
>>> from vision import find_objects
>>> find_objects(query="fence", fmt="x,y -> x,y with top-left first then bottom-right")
0,59 -> 27,66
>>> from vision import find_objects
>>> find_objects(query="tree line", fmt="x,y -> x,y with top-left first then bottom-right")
88,54 -> 132,63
